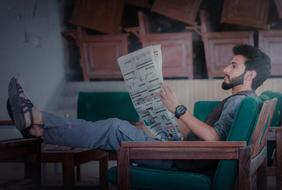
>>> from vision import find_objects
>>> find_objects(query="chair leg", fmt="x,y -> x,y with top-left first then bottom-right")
257,158 -> 267,190
100,154 -> 109,190
238,146 -> 251,190
276,128 -> 282,190
24,157 -> 41,188
76,165 -> 81,181
62,157 -> 75,190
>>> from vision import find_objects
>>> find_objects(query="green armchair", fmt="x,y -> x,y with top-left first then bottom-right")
107,96 -> 276,190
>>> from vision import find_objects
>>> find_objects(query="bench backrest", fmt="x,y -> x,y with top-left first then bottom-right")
77,92 -> 139,122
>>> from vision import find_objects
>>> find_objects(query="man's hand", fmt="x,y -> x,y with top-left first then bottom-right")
160,84 -> 180,113
134,121 -> 156,138
134,121 -> 146,129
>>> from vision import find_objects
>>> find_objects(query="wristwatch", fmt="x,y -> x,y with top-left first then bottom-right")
174,105 -> 187,119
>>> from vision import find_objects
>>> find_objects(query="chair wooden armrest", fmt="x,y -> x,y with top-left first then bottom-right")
118,141 -> 253,190
120,141 -> 246,159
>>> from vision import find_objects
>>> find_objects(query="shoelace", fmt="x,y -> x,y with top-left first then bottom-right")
20,97 -> 34,126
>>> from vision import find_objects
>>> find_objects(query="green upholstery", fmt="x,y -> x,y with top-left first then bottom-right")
213,96 -> 262,190
77,92 -> 139,122
107,166 -> 212,190
107,96 -> 262,190
193,101 -> 220,122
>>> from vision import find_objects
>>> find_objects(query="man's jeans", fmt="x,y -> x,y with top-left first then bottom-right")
42,112 -> 174,170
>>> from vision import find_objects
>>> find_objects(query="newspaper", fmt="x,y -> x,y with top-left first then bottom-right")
118,45 -> 183,141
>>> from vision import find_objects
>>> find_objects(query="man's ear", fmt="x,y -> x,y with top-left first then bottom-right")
245,70 -> 257,81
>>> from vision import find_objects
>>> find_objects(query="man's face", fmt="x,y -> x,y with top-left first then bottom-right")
222,55 -> 247,90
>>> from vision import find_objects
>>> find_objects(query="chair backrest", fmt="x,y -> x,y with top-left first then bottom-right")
260,91 -> 281,165
138,11 -> 151,35
193,100 -> 220,122
260,91 -> 282,126
77,92 -> 139,122
213,96 -> 263,190
250,98 -> 276,157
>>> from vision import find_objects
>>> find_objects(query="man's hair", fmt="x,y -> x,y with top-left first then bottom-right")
233,44 -> 271,90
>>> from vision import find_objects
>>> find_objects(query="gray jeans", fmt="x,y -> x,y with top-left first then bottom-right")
42,112 -> 174,170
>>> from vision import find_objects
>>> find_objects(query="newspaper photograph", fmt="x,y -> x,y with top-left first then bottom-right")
118,45 -> 183,141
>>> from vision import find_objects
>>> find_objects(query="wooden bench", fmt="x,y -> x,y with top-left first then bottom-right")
41,144 -> 109,190
0,120 -> 109,190
0,120 -> 41,189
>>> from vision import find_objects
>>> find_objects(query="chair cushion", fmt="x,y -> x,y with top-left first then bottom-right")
77,92 -> 139,122
193,101 -> 220,122
107,166 -> 211,190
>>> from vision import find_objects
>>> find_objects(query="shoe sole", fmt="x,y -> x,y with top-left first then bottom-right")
8,77 -> 25,131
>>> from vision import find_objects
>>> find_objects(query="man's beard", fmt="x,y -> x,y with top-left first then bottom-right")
221,71 -> 246,90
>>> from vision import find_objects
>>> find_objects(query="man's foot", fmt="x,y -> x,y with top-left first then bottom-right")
8,77 -> 42,131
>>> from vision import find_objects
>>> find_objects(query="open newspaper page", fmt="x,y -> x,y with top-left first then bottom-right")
118,45 -> 183,141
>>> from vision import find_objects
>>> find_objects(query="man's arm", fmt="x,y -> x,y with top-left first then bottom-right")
160,85 -> 219,141
177,111 -> 220,141
160,85 -> 244,141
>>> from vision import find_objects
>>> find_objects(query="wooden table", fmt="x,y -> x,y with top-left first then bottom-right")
0,138 -> 42,189
41,144 -> 109,190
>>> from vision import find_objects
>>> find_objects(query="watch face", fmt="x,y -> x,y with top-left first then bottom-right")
177,105 -> 186,113
175,105 -> 187,118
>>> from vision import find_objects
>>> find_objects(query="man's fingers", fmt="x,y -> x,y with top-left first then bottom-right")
160,88 -> 166,96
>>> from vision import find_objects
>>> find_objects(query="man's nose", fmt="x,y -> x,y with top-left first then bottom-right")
223,66 -> 229,74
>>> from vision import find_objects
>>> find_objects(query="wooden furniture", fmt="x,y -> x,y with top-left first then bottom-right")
202,32 -> 254,78
125,0 -> 151,9
199,10 -> 214,35
259,30 -> 282,77
113,98 -> 277,190
126,12 -> 194,78
41,145 -> 109,190
200,10 -> 255,78
0,138 -> 42,189
275,0 -> 282,18
70,0 -> 124,34
151,0 -> 202,26
0,121 -> 109,189
267,127 -> 282,190
261,91 -> 282,190
74,28 -> 128,80
221,0 -> 269,29
140,33 -> 193,78
0,120 -> 41,189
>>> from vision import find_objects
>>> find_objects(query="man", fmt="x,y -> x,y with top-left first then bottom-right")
7,44 -> 271,170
